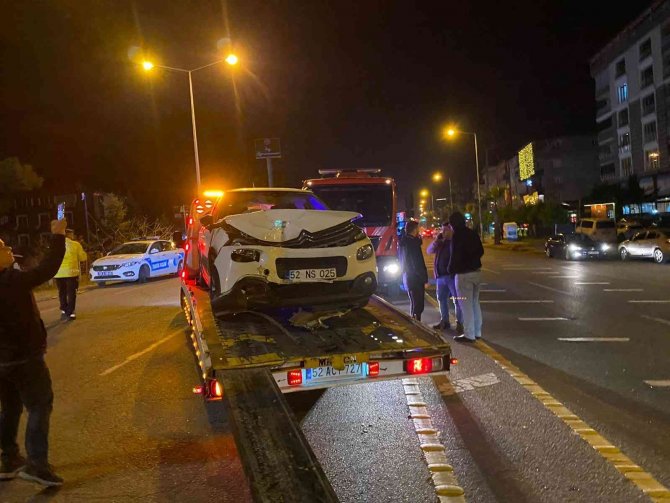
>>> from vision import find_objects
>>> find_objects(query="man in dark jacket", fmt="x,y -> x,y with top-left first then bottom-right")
447,212 -> 484,342
398,220 -> 428,321
0,218 -> 66,486
427,222 -> 463,332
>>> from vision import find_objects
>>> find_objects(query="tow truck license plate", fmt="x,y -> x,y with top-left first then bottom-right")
288,268 -> 336,282
306,364 -> 364,381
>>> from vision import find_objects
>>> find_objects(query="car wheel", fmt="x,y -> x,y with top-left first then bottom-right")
545,247 -> 552,258
620,248 -> 629,261
138,265 -> 150,283
653,248 -> 665,264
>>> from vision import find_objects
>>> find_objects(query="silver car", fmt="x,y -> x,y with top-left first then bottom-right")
618,228 -> 670,264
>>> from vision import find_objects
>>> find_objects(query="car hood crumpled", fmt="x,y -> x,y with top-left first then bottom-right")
223,209 -> 361,242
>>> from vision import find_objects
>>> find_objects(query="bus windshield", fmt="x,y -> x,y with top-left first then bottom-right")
309,184 -> 393,227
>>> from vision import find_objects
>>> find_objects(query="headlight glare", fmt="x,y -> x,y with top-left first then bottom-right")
383,262 -> 400,275
356,244 -> 374,261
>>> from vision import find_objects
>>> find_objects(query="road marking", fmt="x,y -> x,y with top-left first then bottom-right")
644,380 -> 670,387
519,317 -> 569,321
99,330 -> 182,376
480,289 -> 506,293
503,267 -> 553,271
402,378 -> 466,501
527,281 -> 571,296
480,300 -> 553,304
558,337 -> 629,342
641,315 -> 670,326
481,267 -> 500,275
451,372 -> 500,393
574,282 -> 610,285
628,300 -> 670,304
474,341 -> 670,500
547,275 -> 580,279
604,289 -> 644,292
532,271 -> 560,274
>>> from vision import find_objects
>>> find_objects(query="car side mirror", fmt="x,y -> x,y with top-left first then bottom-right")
200,215 -> 213,228
150,248 -> 159,255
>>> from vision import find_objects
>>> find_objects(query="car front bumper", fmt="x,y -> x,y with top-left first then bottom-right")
89,265 -> 141,282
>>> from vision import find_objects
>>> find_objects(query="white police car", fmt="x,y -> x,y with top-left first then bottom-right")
90,239 -> 184,285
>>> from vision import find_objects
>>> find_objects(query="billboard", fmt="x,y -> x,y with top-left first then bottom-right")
518,142 -> 535,181
255,138 -> 281,159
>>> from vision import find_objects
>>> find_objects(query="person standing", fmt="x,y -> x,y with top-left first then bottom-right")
427,221 -> 463,333
398,220 -> 428,321
447,212 -> 484,342
0,219 -> 66,486
54,229 -> 87,321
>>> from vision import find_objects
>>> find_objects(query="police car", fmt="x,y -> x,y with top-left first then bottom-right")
90,239 -> 184,285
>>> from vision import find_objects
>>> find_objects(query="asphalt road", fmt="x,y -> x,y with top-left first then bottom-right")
3,256 -> 667,502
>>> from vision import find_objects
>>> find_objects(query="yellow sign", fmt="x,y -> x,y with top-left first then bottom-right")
519,142 -> 535,180
523,191 -> 539,205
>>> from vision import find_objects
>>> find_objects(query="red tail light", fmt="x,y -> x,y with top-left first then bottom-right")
407,357 -> 433,375
450,358 -> 458,365
208,379 -> 223,399
368,361 -> 380,377
185,242 -> 190,252
287,369 -> 302,386
188,217 -> 194,226
192,385 -> 204,395
180,270 -> 186,280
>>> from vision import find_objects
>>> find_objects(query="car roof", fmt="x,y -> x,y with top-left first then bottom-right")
123,240 -> 154,246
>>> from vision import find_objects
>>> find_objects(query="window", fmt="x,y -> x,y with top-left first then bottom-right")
16,215 -> 28,229
596,221 -> 615,229
640,38 -> 652,60
641,66 -> 654,88
618,108 -> 629,127
596,98 -> 609,112
579,220 -> 594,229
617,83 -> 628,103
642,93 -> 655,115
632,232 -> 646,241
553,176 -> 563,184
64,211 -> 74,224
621,157 -> 633,177
597,116 -> 612,132
646,231 -> 658,239
615,59 -> 626,77
646,150 -> 660,171
38,213 -> 50,228
643,121 -> 657,143
148,243 -> 162,254
619,132 -> 631,153
18,234 -> 30,247
600,163 -> 616,179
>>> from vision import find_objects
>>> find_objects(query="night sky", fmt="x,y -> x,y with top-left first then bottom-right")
0,0 -> 654,214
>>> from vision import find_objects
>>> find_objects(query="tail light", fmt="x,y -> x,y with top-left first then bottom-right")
287,369 -> 302,386
368,361 -> 380,377
450,357 -> 458,365
188,217 -> 194,226
180,270 -> 187,280
185,242 -> 190,252
209,380 -> 223,399
192,385 -> 204,395
406,357 -> 433,375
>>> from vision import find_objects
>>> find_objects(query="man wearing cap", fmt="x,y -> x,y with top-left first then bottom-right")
54,230 -> 87,321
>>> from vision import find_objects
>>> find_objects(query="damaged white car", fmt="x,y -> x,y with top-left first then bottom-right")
198,188 -> 377,312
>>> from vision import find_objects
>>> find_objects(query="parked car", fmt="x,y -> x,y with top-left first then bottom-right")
616,220 -> 644,242
197,188 -> 378,312
90,239 -> 184,285
545,233 -> 611,260
575,218 -> 617,243
618,228 -> 670,263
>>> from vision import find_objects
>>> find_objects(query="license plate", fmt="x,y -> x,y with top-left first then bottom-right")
98,271 -> 114,277
305,364 -> 364,381
288,268 -> 337,282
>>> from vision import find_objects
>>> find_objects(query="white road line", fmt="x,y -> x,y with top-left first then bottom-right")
644,380 -> 670,387
99,330 -> 182,376
628,300 -> 670,304
527,281 -> 571,296
574,282 -> 610,285
519,317 -> 569,321
603,288 -> 644,292
547,275 -> 580,279
532,271 -> 560,274
641,315 -> 670,326
481,300 -> 553,304
480,289 -> 507,293
481,267 -> 500,275
503,267 -> 553,271
558,337 -> 629,342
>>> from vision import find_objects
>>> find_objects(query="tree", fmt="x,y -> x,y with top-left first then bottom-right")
0,157 -> 44,212
486,186 -> 506,244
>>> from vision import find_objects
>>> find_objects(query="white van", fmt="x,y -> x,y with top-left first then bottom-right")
502,222 -> 518,241
576,218 -> 617,243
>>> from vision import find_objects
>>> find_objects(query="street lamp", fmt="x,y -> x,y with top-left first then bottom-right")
139,53 -> 239,193
432,171 -> 453,215
443,127 -> 483,236
419,189 -> 434,214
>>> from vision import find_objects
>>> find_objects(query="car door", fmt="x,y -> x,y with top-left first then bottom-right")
163,240 -> 182,273
627,232 -> 647,256
640,231 -> 657,257
146,241 -> 165,276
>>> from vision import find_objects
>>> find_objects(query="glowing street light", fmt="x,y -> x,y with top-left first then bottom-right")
142,60 -> 154,71
420,189 -> 429,198
225,53 -> 239,65
432,172 -> 443,183
432,171 -> 453,215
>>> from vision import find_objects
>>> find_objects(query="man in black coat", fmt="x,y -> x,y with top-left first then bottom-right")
0,218 -> 66,486
398,220 -> 428,321
447,212 -> 484,342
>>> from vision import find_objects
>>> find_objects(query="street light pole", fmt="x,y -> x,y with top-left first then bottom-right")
473,132 -> 483,237
187,70 -> 202,191
448,177 -> 453,214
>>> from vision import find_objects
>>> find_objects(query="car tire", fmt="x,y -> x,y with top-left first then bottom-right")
138,265 -> 150,283
653,248 -> 665,264
619,248 -> 629,261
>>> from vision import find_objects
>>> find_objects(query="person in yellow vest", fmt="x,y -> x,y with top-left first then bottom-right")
54,230 -> 87,321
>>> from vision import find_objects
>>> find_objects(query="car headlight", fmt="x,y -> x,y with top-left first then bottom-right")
356,244 -> 374,261
600,243 -> 610,251
121,261 -> 140,267
231,248 -> 261,263
382,262 -> 400,275
568,244 -> 582,251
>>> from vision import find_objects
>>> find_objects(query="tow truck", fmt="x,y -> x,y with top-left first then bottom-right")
303,169 -> 403,297
178,189 -> 454,500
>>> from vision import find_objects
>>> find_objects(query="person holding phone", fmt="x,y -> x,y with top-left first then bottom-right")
0,218 -> 66,486
54,229 -> 87,321
427,221 -> 463,333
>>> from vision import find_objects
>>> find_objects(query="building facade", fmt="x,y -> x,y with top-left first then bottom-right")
590,0 -> 670,214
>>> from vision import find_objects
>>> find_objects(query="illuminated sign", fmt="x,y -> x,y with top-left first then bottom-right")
519,142 -> 535,181
523,191 -> 539,205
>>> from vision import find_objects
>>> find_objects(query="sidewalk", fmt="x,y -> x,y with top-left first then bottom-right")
483,237 -> 546,255
34,278 -> 97,302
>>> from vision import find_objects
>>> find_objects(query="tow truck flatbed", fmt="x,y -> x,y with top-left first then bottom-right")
180,280 -> 452,394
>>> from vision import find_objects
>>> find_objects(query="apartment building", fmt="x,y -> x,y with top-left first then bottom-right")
590,0 -> 670,213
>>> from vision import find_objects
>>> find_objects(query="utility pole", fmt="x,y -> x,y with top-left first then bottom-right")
266,158 -> 274,187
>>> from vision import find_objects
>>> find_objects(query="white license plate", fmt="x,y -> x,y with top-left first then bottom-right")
288,268 -> 337,282
98,271 -> 114,277
306,364 -> 364,381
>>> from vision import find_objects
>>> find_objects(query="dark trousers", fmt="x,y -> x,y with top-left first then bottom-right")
406,283 -> 425,321
0,358 -> 54,468
55,277 -> 78,315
